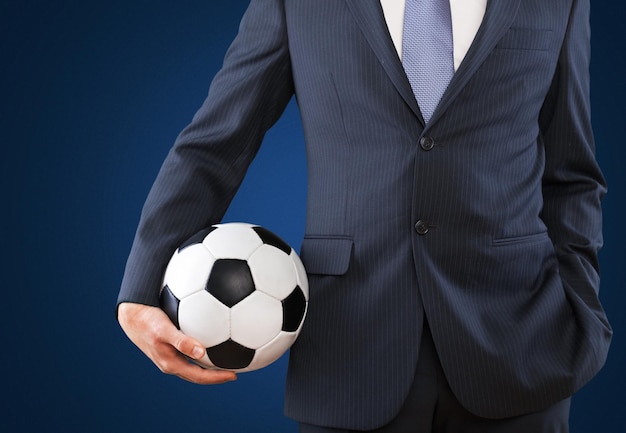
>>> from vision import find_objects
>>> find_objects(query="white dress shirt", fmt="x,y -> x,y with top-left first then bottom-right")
380,0 -> 487,71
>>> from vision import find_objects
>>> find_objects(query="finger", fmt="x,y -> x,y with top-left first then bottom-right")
118,303 -> 237,384
176,362 -> 238,385
171,330 -> 207,360
157,344 -> 237,384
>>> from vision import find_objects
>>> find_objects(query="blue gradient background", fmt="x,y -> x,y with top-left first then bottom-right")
1,1 -> 624,432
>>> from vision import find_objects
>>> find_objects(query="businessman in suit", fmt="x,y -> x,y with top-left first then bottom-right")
117,0 -> 611,431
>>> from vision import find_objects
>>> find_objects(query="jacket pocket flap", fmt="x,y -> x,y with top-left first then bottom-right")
300,236 -> 353,276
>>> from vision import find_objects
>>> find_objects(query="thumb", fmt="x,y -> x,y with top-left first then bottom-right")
166,327 -> 206,360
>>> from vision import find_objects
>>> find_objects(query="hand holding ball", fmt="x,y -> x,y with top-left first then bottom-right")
159,223 -> 308,372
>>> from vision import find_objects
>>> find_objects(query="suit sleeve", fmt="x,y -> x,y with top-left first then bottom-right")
117,0 -> 294,308
539,0 -> 610,325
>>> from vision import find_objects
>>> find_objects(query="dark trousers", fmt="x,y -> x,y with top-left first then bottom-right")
299,322 -> 570,433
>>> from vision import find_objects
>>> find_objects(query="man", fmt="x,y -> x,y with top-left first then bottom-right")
117,0 -> 611,431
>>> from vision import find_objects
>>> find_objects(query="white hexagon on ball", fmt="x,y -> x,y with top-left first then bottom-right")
179,291 -> 230,348
203,223 -> 264,259
247,244 -> 298,300
163,244 -> 216,300
230,291 -> 283,349
291,250 -> 309,299
245,331 -> 300,372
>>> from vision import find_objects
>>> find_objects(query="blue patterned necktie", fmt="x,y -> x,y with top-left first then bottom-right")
402,0 -> 454,123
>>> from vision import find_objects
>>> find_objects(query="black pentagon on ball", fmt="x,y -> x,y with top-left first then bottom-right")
282,285 -> 307,332
252,226 -> 291,255
159,285 -> 180,329
206,339 -> 256,370
206,259 -> 255,307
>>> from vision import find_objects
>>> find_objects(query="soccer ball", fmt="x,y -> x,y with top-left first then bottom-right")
159,223 -> 308,372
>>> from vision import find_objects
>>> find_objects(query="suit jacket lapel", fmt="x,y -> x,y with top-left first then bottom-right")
346,0 -> 522,127
429,0 -> 522,125
344,0 -> 423,121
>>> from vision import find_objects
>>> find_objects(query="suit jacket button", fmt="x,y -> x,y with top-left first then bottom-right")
415,220 -> 429,235
420,136 -> 435,151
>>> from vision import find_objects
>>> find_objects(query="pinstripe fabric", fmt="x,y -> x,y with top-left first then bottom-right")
118,0 -> 611,430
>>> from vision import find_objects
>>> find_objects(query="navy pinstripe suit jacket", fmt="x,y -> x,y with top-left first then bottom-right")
118,0 -> 611,429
